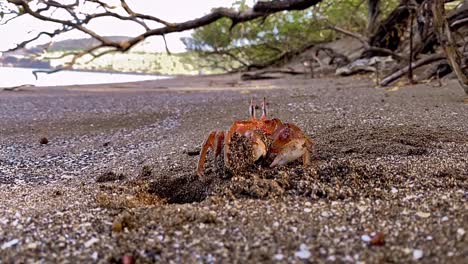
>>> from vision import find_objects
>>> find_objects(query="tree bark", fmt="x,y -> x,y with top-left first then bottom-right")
367,0 -> 381,35
432,0 -> 468,95
361,1 -> 411,58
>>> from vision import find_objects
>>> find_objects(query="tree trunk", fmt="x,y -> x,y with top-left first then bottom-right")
432,0 -> 468,95
367,0 -> 381,35
361,0 -> 411,58
414,3 -> 468,56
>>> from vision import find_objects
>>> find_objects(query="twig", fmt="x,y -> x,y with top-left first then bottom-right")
325,24 -> 368,46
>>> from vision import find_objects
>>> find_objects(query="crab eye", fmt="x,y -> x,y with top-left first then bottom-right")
279,127 -> 291,140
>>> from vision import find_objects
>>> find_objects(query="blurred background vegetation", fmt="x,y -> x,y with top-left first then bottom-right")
22,0 -> 402,75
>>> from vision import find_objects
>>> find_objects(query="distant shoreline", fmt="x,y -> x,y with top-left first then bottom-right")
0,66 -> 173,88
0,65 -> 171,77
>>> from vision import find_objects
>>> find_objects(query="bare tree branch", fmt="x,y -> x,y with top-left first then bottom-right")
4,0 -> 322,74
326,24 -> 368,45
119,0 -> 174,27
380,54 -> 446,86
2,26 -> 70,52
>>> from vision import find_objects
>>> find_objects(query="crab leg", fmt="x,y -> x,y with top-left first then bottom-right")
197,131 -> 226,177
303,150 -> 311,166
197,131 -> 217,177
303,137 -> 314,167
214,131 -> 225,158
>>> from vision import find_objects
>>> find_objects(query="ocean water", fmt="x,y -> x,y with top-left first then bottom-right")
0,67 -> 168,88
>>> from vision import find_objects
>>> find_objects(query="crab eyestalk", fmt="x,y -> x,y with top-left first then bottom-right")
249,98 -> 256,120
261,97 -> 267,120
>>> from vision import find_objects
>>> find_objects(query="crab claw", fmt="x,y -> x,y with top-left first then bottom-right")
269,123 -> 313,168
245,130 -> 267,161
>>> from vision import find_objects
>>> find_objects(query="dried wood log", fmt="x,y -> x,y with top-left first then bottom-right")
241,69 -> 304,81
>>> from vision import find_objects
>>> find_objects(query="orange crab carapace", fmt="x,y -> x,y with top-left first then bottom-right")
197,98 -> 313,177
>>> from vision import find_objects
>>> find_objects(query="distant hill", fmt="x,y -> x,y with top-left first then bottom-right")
0,36 -> 218,75
0,36 -> 130,70
34,36 -> 131,51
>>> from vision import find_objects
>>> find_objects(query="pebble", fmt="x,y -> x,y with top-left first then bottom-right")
416,211 -> 430,218
357,205 -> 367,212
343,255 -> 354,262
304,208 -> 312,213
84,237 -> 99,248
413,249 -> 423,260
361,235 -> 371,242
1,239 -> 19,250
457,228 -> 465,240
295,244 -> 311,259
27,242 -> 39,249
273,254 -> 284,261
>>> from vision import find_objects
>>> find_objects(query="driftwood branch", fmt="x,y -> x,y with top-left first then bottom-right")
315,46 -> 350,67
241,69 -> 304,81
380,54 -> 446,86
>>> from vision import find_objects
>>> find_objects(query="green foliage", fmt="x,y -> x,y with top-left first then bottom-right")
182,4 -> 328,71
183,0 -> 401,71
42,50 -> 224,75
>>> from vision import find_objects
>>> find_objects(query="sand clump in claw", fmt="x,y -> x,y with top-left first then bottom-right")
225,132 -> 257,173
148,132 -> 305,202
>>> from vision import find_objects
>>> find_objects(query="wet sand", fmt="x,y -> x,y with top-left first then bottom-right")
0,74 -> 467,262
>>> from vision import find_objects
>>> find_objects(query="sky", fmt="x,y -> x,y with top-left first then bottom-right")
0,0 -> 254,53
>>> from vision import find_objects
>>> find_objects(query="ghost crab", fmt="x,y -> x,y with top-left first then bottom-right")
197,98 -> 313,177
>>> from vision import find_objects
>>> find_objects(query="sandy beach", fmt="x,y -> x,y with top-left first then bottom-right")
0,74 -> 467,262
